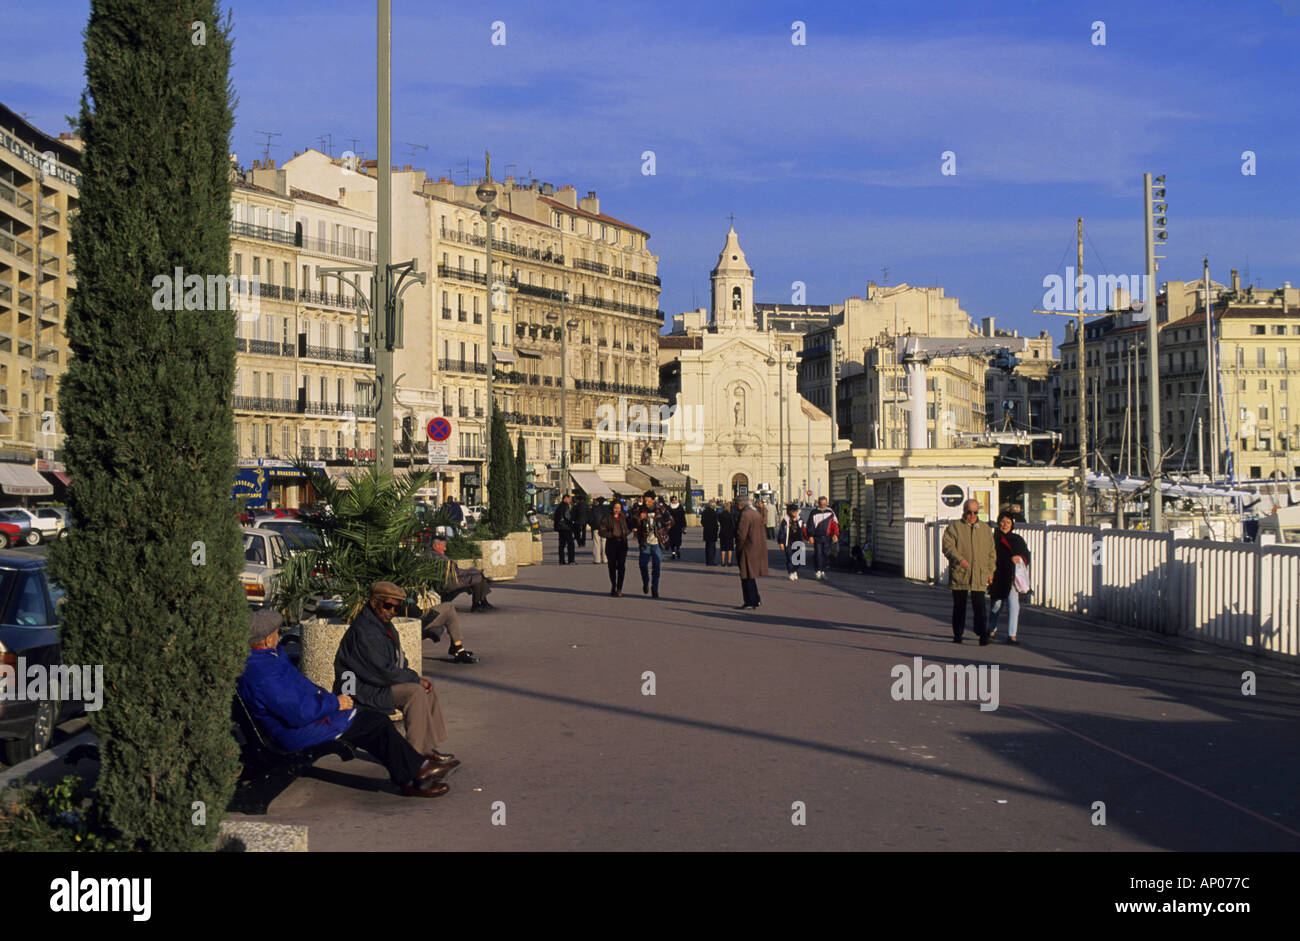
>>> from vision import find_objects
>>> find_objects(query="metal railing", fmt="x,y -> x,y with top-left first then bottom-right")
438,358 -> 488,375
245,339 -> 295,357
303,345 -> 373,364
572,257 -> 609,274
230,220 -> 297,247
903,518 -> 1300,661
233,395 -> 297,414
299,234 -> 375,262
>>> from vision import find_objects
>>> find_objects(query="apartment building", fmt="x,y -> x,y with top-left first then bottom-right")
1058,271 -> 1300,482
230,165 -> 377,506
0,103 -> 79,499
798,283 -> 988,449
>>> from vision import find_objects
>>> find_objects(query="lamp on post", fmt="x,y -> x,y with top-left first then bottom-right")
476,156 -> 499,493
546,287 -> 576,494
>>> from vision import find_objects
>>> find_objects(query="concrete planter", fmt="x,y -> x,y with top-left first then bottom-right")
507,531 -> 533,566
471,540 -> 518,581
530,536 -> 543,563
300,615 -> 423,691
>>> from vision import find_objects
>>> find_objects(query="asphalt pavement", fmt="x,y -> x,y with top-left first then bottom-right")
230,531 -> 1300,851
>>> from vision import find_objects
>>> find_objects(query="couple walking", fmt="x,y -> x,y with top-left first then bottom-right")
595,491 -> 671,598
941,500 -> 1030,645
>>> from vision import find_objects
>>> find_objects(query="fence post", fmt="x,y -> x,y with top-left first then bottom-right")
1253,542 -> 1263,651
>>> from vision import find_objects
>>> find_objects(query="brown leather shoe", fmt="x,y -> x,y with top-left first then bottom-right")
423,758 -> 460,781
401,781 -> 450,798
423,748 -> 455,763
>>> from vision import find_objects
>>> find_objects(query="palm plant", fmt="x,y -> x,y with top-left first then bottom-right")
274,463 -> 451,621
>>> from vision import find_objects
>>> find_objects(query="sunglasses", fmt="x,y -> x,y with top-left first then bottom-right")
378,600 -> 403,611
964,509 -> 978,516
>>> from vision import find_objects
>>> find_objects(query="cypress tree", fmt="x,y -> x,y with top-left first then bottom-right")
514,433 -> 527,516
49,0 -> 245,850
487,405 -> 514,538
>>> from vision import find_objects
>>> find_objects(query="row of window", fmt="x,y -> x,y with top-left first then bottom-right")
235,370 -> 369,406
239,422 -> 372,458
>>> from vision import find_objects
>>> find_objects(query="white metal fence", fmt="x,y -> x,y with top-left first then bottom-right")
903,518 -> 1300,661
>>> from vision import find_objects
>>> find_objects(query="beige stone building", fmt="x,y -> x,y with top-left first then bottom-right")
1058,271 -> 1300,482
0,104 -> 80,499
250,152 -> 665,505
659,228 -> 842,505
798,283 -> 990,450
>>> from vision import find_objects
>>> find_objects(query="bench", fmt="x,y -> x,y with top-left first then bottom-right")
228,696 -> 357,815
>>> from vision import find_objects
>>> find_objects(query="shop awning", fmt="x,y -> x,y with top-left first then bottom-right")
0,462 -> 53,496
569,470 -> 612,498
638,465 -> 688,487
597,470 -> 638,496
492,349 -> 517,363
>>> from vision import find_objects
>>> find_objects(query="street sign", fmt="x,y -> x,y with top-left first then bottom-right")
427,417 -> 452,442
806,490 -> 812,497
427,442 -> 450,464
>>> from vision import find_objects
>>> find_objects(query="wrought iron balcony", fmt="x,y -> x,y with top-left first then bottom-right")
572,258 -> 609,274
233,395 -> 297,414
230,220 -> 296,247
299,234 -> 375,262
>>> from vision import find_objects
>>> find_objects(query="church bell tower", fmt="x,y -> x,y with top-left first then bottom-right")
710,226 -> 754,331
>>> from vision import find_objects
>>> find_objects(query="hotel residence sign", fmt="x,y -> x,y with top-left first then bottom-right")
0,129 -> 81,188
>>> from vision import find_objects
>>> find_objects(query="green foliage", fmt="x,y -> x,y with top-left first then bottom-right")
47,0 -> 245,851
0,776 -> 129,852
486,405 -> 515,539
276,464 -> 451,617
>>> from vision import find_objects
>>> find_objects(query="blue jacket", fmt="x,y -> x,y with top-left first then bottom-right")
237,645 -> 356,751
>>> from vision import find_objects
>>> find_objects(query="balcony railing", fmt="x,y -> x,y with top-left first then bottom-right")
572,258 -> 609,274
230,220 -> 297,247
245,339 -> 295,357
299,234 -> 375,262
298,289 -> 367,313
233,395 -> 297,414
573,292 -> 663,321
438,358 -> 488,375
572,379 -> 661,397
625,270 -> 661,286
303,345 -> 373,365
438,264 -> 487,286
459,406 -> 469,418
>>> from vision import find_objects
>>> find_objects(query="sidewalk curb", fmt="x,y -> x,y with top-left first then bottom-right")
0,728 -> 96,791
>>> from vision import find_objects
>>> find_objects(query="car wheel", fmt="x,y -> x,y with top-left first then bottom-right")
59,529 -> 69,539
0,699 -> 58,765
0,532 -> 8,549
24,530 -> 41,546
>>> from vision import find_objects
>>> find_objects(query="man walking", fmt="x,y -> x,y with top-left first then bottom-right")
941,499 -> 997,645
572,495 -> 588,549
736,497 -> 768,609
554,493 -> 576,564
589,496 -> 609,565
630,489 -> 672,599
808,496 -> 839,581
700,499 -> 719,566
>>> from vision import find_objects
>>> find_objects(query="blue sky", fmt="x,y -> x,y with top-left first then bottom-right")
5,0 -> 1298,346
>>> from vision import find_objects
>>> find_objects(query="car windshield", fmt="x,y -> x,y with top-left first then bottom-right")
0,510 -> 25,521
0,568 -> 50,626
269,523 -> 323,552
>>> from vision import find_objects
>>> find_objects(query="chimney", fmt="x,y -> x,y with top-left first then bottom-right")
1231,268 -> 1240,292
981,316 -> 995,338
578,190 -> 600,215
553,184 -> 578,209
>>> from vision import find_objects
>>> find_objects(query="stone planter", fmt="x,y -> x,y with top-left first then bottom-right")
300,615 -> 424,692
507,531 -> 532,566
530,536 -> 543,563
471,540 -> 518,581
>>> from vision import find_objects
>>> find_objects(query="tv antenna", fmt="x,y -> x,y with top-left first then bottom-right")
316,133 -> 333,158
255,130 -> 281,162
881,266 -> 890,285
403,142 -> 428,164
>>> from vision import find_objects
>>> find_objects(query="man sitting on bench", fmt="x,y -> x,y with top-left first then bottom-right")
238,609 -> 456,798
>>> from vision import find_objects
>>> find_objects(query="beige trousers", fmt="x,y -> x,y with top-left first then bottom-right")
391,681 -> 448,754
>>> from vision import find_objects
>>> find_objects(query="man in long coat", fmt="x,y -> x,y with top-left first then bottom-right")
736,498 -> 769,610
940,499 -> 997,644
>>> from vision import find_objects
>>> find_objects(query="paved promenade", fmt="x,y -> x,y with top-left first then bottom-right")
247,532 -> 1300,851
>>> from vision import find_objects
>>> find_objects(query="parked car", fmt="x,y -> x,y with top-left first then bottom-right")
461,504 -> 486,528
251,519 -> 342,617
33,506 -> 70,538
0,507 -> 63,543
0,521 -> 24,550
0,510 -> 41,546
0,552 -> 78,764
241,526 -> 290,609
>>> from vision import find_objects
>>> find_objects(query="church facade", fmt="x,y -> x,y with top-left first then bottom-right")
657,228 -> 843,506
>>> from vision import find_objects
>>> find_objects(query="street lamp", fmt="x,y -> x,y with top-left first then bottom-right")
766,348 -> 797,507
546,286 -> 576,494
476,156 -> 499,492
1144,172 -> 1167,530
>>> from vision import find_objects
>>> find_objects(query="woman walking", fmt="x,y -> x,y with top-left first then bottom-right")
988,512 -> 1030,644
599,498 -> 632,596
718,500 -> 737,566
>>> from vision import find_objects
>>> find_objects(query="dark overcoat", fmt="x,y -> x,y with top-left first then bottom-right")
736,505 -> 769,578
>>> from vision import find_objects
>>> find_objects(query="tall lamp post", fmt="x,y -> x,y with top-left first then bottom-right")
1144,172 -> 1168,531
476,153 -> 499,493
546,286 -> 576,495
